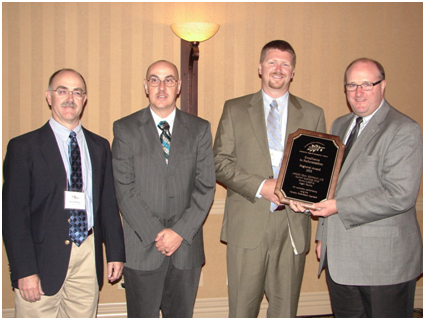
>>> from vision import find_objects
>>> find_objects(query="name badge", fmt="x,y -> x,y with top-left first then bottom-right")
64,191 -> 86,210
270,149 -> 283,168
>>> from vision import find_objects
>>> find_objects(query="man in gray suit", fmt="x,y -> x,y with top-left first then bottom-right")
112,60 -> 215,317
214,40 -> 326,317
291,58 -> 422,317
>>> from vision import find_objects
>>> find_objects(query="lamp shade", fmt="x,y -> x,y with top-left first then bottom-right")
171,22 -> 220,42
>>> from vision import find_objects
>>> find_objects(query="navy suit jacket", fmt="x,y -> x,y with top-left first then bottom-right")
3,122 -> 125,295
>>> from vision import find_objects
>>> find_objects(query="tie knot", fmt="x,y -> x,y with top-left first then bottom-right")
69,131 -> 77,139
270,100 -> 278,110
158,121 -> 170,131
355,117 -> 363,125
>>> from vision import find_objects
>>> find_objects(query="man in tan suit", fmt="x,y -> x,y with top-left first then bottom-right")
214,40 -> 326,317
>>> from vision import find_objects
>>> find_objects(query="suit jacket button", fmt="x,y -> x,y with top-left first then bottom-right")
65,240 -> 70,245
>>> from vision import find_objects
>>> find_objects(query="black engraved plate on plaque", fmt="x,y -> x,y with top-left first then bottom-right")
275,129 -> 345,208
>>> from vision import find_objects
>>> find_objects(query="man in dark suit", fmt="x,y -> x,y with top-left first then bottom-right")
291,58 -> 423,317
2,69 -> 126,317
112,60 -> 215,318
213,40 -> 326,317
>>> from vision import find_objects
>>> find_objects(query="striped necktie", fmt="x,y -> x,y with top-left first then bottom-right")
68,131 -> 88,246
267,100 -> 282,178
267,100 -> 283,211
158,121 -> 171,167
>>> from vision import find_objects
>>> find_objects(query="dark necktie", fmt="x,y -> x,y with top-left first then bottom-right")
158,121 -> 171,167
342,116 -> 363,164
68,131 -> 88,246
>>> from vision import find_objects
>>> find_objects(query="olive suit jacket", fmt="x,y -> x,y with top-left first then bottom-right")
316,100 -> 423,286
214,90 -> 326,254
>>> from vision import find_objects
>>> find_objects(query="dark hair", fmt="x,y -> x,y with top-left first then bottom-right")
47,68 -> 87,93
344,58 -> 385,83
260,40 -> 296,67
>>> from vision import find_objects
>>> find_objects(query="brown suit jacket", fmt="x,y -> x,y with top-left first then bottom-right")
214,90 -> 326,254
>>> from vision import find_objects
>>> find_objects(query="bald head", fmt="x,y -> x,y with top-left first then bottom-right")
146,60 -> 179,80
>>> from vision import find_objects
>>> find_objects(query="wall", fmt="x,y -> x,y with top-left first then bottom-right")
2,2 -> 423,315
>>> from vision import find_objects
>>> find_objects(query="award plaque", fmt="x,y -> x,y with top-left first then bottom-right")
274,129 -> 345,208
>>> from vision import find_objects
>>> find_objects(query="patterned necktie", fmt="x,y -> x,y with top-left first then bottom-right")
158,121 -> 171,167
68,131 -> 88,246
342,116 -> 363,164
267,100 -> 282,178
267,100 -> 282,211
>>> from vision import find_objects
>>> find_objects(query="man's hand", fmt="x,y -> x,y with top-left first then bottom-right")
260,179 -> 280,205
289,200 -> 310,213
309,199 -> 337,217
316,241 -> 322,260
107,261 -> 124,283
18,274 -> 44,302
155,229 -> 183,256
290,199 -> 337,217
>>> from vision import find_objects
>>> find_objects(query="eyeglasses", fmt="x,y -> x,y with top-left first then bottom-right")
52,88 -> 86,99
345,80 -> 383,92
147,77 -> 178,87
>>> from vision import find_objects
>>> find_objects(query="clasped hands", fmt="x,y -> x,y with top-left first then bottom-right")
155,228 -> 183,256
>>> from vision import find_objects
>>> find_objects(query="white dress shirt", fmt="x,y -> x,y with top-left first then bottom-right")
151,107 -> 176,138
343,99 -> 384,143
256,91 -> 290,197
49,117 -> 94,230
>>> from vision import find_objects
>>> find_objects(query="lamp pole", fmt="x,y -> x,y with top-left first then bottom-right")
180,40 -> 199,116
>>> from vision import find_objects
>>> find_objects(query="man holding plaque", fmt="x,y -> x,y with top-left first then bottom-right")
291,58 -> 422,317
213,40 -> 326,317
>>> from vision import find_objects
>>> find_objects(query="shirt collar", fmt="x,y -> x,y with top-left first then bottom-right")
150,107 -> 176,133
49,117 -> 82,140
354,98 -> 385,126
262,90 -> 289,110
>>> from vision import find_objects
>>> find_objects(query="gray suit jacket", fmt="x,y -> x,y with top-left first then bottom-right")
112,107 -> 215,271
316,100 -> 423,285
214,90 -> 326,254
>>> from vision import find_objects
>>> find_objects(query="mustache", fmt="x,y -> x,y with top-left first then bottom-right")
270,72 -> 285,76
61,101 -> 77,108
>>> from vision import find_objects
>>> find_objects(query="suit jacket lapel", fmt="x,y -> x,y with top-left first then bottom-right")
247,92 -> 306,164
248,91 -> 271,163
83,128 -> 102,214
338,101 -> 389,179
167,109 -> 187,175
286,94 -> 305,144
39,122 -> 67,191
139,108 -> 168,177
